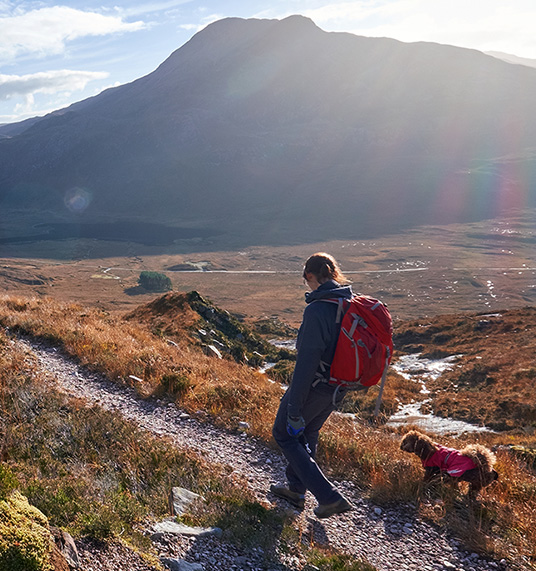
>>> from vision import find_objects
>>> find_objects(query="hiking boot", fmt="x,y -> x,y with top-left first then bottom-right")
269,485 -> 305,509
314,497 -> 353,519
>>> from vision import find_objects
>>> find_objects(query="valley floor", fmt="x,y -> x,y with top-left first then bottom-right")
1,210 -> 536,325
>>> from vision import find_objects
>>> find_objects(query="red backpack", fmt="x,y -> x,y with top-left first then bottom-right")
317,295 -> 393,415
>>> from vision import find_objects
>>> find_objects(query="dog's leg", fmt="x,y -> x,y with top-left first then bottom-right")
423,466 -> 440,483
461,468 -> 492,495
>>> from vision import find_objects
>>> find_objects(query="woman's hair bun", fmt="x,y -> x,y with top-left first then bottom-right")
303,252 -> 348,284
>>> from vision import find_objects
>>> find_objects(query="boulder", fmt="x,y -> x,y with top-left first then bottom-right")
152,519 -> 222,539
161,558 -> 204,571
50,527 -> 80,568
203,344 -> 223,359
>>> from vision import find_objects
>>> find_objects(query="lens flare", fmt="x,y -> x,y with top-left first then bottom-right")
64,187 -> 92,213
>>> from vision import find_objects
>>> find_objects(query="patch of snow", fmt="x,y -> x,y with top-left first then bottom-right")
391,354 -> 462,382
269,339 -> 296,351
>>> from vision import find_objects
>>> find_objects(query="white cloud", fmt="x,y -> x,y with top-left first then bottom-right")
179,23 -> 200,31
0,6 -> 144,62
179,12 -> 224,34
13,93 -> 35,117
258,0 -> 536,59
0,100 -> 64,123
0,70 -> 109,101
116,0 -> 193,18
300,0 -> 536,58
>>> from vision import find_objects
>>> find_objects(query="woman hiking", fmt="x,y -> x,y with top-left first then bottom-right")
270,252 -> 356,518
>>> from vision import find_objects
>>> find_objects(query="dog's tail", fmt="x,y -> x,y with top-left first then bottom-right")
460,444 -> 496,472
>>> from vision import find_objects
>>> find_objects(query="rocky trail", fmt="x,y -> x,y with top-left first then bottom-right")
12,336 -> 519,571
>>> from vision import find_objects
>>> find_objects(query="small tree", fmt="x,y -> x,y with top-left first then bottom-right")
138,271 -> 172,292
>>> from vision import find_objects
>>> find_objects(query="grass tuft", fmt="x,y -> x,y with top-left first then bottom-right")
308,549 -> 377,571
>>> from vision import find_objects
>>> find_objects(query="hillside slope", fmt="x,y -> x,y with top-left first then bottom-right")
1,293 -> 536,568
1,16 -> 536,246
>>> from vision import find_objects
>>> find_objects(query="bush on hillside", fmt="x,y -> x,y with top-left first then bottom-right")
0,492 -> 52,571
268,360 -> 295,384
138,271 -> 172,292
0,464 -> 19,501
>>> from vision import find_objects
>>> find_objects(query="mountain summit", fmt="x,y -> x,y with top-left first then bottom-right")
1,16 -> 536,247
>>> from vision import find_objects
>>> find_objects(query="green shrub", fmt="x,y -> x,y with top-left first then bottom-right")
155,372 -> 192,399
138,271 -> 172,292
24,479 -> 85,528
0,464 -> 19,501
246,352 -> 264,368
74,505 -> 120,540
268,360 -> 294,384
0,492 -> 52,571
308,550 -> 377,570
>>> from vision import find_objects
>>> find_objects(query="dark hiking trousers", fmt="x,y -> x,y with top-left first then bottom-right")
272,383 -> 346,505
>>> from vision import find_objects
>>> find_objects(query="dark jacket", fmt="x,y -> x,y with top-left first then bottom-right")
287,280 -> 353,417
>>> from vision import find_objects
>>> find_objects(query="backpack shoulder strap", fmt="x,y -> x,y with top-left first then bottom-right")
314,297 -> 350,324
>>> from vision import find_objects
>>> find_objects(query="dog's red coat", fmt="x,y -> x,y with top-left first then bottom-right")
422,445 -> 477,477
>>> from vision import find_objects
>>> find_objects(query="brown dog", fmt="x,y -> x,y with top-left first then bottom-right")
400,430 -> 498,493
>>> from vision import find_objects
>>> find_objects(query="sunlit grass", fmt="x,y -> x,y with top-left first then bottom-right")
0,294 -> 283,440
0,329 -> 299,566
395,308 -> 536,431
0,294 -> 535,567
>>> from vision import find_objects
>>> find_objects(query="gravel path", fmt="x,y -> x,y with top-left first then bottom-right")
12,336 -> 523,571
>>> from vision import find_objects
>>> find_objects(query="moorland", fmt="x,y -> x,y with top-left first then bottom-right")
1,211 -> 536,570
1,210 -> 535,324
2,14 -> 536,570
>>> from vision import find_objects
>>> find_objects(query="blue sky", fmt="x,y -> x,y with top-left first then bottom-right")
2,0 -> 536,125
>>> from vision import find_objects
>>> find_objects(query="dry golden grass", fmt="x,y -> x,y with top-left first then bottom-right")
413,434 -> 536,563
319,415 -> 423,499
0,294 -> 284,440
0,328 -> 301,568
1,294 -> 536,567
482,449 -> 536,561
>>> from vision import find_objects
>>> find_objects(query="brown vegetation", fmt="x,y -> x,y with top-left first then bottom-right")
0,294 -> 283,441
0,327 -> 298,569
2,211 -> 536,328
394,307 -> 536,430
0,293 -> 535,567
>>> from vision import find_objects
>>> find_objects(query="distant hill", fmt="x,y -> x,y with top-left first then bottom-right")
1,15 -> 536,247
486,50 -> 536,70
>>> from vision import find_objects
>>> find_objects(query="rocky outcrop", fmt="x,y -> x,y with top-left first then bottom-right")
168,487 -> 205,517
51,527 -> 80,569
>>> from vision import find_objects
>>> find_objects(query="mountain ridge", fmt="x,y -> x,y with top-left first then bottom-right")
1,16 -> 536,247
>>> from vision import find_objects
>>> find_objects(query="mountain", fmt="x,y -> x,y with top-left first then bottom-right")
487,50 -> 536,70
1,15 -> 536,247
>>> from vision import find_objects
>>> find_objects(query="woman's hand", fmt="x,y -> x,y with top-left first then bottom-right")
286,415 -> 305,437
